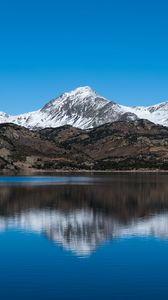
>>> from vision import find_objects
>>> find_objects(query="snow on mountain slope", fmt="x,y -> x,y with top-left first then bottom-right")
127,101 -> 168,127
0,112 -> 10,123
1,86 -> 168,129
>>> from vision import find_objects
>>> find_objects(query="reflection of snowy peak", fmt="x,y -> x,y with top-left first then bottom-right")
0,209 -> 114,256
0,209 -> 168,256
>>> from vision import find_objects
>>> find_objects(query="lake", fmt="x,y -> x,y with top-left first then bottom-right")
0,173 -> 168,299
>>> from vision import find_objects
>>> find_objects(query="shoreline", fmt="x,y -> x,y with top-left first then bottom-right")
1,168 -> 168,175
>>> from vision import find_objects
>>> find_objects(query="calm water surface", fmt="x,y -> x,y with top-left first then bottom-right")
0,174 -> 168,299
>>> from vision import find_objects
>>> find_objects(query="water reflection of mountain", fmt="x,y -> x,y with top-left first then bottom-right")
0,175 -> 168,256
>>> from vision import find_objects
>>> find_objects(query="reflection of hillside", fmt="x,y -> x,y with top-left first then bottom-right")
1,175 -> 168,220
0,175 -> 168,255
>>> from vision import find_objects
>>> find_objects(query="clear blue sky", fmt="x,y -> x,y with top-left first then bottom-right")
0,0 -> 168,114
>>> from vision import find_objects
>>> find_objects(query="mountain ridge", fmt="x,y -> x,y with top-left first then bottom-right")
1,86 -> 168,129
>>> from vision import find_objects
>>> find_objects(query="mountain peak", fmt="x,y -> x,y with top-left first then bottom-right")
70,86 -> 96,95
59,86 -> 97,101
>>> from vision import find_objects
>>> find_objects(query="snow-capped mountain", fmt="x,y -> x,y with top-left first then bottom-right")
1,86 -> 168,129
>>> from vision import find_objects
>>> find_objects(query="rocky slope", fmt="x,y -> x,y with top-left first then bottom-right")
2,86 -> 168,129
1,119 -> 168,171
